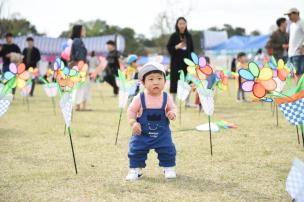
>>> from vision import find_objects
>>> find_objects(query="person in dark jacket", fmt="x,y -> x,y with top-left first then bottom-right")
166,17 -> 194,101
0,33 -> 21,73
105,40 -> 122,96
0,33 -> 21,95
22,37 -> 41,96
71,25 -> 87,63
70,24 -> 90,111
267,18 -> 289,61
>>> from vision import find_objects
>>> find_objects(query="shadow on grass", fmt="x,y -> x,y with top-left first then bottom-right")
142,174 -> 271,201
90,109 -> 122,113
172,128 -> 198,133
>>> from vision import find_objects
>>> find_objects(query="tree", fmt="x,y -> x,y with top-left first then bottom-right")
0,0 -> 42,37
222,24 -> 246,37
207,24 -> 246,37
189,30 -> 203,54
0,18 -> 42,37
0,0 -> 8,18
150,12 -> 171,54
59,19 -> 147,55
208,26 -> 220,32
250,30 -> 261,36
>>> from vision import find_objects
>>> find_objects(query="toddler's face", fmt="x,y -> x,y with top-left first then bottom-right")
238,56 -> 247,64
143,73 -> 165,95
131,62 -> 138,68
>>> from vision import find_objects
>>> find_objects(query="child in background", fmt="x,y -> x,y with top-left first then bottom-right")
125,54 -> 138,80
88,51 -> 99,74
236,52 -> 248,102
126,62 -> 177,181
125,54 -> 140,101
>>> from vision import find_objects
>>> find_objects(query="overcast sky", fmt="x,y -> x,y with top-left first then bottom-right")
4,0 -> 304,38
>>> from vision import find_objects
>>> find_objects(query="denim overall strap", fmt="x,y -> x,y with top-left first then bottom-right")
161,92 -> 167,110
140,92 -> 146,110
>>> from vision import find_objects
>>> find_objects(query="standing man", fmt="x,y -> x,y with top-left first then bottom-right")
0,33 -> 21,95
285,8 -> 304,79
267,18 -> 289,62
22,37 -> 41,96
0,33 -> 21,74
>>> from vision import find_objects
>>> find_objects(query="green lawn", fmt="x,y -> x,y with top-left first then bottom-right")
0,81 -> 303,202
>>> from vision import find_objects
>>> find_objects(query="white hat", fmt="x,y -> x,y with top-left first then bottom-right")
284,8 -> 300,15
138,62 -> 166,81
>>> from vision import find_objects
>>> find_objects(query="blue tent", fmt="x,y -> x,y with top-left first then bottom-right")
137,55 -> 170,65
206,35 -> 270,54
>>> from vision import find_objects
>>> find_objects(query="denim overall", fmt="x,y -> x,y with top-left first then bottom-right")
128,92 -> 176,168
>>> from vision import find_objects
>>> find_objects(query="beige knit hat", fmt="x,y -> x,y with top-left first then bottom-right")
138,62 -> 166,81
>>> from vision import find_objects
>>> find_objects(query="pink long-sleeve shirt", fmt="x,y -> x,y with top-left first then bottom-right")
127,91 -> 177,123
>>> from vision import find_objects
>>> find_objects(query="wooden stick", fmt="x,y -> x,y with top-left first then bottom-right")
208,115 -> 213,156
68,127 -> 78,174
179,100 -> 182,126
64,124 -> 66,135
51,97 -> 56,115
199,104 -> 201,116
296,126 -> 300,144
26,96 -> 30,112
301,125 -> 304,148
276,103 -> 279,127
115,108 -> 123,145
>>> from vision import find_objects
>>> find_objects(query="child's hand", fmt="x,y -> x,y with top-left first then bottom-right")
167,111 -> 176,121
132,122 -> 142,135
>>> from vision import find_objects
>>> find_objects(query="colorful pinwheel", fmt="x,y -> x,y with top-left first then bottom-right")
184,52 -> 213,81
77,60 -> 88,82
57,67 -> 79,88
184,52 -> 215,156
52,58 -> 65,80
4,63 -> 30,89
239,62 -> 277,99
51,58 -> 80,90
51,58 -> 81,174
0,83 -> 13,118
21,82 -> 32,97
215,70 -> 229,90
28,67 -> 39,79
61,39 -> 72,61
276,59 -> 289,81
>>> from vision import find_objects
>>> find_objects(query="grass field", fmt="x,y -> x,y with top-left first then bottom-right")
0,80 -> 303,202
